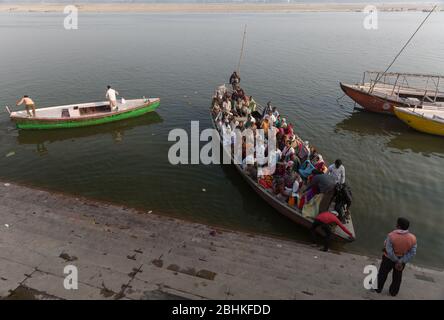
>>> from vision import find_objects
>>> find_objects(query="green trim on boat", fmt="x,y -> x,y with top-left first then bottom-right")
14,101 -> 160,130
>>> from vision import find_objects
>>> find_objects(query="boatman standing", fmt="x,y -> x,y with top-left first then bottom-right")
16,95 -> 36,117
376,217 -> 417,296
328,159 -> 346,185
229,71 -> 240,89
106,85 -> 119,111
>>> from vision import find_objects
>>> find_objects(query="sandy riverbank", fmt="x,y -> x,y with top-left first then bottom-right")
0,2 -> 441,14
1,180 -> 443,299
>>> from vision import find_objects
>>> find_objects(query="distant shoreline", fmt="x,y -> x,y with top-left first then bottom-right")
0,3 -> 441,13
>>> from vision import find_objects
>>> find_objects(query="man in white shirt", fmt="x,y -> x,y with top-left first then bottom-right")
328,159 -> 346,185
106,85 -> 119,111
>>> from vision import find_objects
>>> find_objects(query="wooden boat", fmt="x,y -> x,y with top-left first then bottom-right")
7,98 -> 160,130
17,112 -> 163,146
211,86 -> 355,242
340,71 -> 444,115
394,106 -> 444,137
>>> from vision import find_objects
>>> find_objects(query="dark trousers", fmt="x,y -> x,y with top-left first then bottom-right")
377,255 -> 405,296
319,189 -> 335,213
310,220 -> 332,251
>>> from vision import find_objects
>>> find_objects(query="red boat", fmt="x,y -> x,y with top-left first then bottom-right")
340,71 -> 444,115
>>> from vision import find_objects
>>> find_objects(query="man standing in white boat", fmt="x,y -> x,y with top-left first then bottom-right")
106,85 -> 119,111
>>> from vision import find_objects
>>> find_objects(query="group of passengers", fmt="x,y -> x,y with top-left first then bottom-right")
211,72 -> 351,223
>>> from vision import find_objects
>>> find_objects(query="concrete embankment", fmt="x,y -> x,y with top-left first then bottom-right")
0,181 -> 443,300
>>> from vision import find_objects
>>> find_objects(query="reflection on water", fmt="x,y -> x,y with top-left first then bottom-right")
387,132 -> 444,158
335,110 -> 444,158
335,109 -> 406,136
17,112 -> 163,154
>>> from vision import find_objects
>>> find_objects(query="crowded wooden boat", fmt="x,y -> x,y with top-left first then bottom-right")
340,71 -> 444,114
211,74 -> 356,242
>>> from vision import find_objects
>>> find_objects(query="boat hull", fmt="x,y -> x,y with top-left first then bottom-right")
340,82 -> 408,115
394,107 -> 444,137
12,100 -> 160,130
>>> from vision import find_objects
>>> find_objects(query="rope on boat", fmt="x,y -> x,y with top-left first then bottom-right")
369,4 -> 438,93
237,25 -> 248,75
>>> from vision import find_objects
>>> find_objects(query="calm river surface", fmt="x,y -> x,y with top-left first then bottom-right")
1,12 -> 443,268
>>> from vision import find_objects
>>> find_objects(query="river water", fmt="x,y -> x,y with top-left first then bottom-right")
0,12 -> 443,268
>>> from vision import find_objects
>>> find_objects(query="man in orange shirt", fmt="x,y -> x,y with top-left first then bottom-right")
16,95 -> 36,117
376,217 -> 417,296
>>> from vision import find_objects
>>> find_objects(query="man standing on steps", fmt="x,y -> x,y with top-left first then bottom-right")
376,217 -> 417,296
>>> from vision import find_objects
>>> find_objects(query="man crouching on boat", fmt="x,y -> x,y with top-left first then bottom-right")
106,85 -> 119,111
16,95 -> 36,117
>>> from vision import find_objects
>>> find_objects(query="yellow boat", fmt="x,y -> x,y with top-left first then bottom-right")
394,107 -> 444,136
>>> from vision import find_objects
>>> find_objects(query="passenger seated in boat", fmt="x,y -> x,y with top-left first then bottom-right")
16,95 -> 36,117
215,112 -> 223,129
269,148 -> 282,168
328,159 -> 346,185
215,85 -> 227,100
261,118 -> 270,137
255,135 -> 268,167
279,117 -> 287,130
211,97 -> 221,115
282,162 -> 297,197
221,119 -> 232,146
291,174 -> 303,202
244,115 -> 255,128
281,139 -> 296,162
272,107 -> 279,119
222,97 -> 232,114
276,130 -> 286,151
229,71 -> 240,89
234,86 -> 245,101
273,174 -> 285,196
262,101 -> 273,118
295,138 -> 310,163
312,154 -> 327,173
240,99 -> 250,116
239,86 -> 246,98
236,98 -> 244,115
248,96 -> 257,113
106,85 -> 119,111
263,109 -> 276,124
